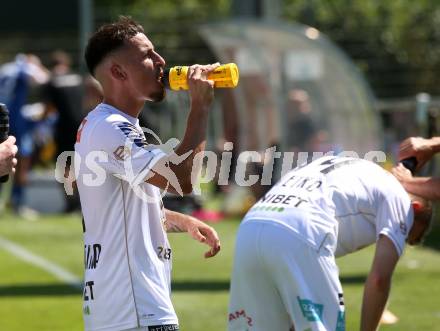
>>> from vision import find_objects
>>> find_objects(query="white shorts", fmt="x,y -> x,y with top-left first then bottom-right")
228,220 -> 345,331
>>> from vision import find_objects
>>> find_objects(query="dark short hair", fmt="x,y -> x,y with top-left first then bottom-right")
85,16 -> 144,76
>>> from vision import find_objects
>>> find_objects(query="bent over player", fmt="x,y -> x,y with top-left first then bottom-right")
75,17 -> 220,331
228,156 -> 432,331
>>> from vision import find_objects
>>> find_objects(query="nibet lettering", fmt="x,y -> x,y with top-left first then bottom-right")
260,193 -> 307,207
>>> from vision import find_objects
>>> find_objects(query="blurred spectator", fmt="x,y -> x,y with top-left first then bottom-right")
83,74 -> 103,112
0,54 -> 49,218
286,89 -> 318,152
42,50 -> 102,213
392,136 -> 440,200
43,51 -> 84,159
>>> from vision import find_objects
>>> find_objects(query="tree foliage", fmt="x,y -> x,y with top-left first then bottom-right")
95,0 -> 230,20
282,0 -> 440,97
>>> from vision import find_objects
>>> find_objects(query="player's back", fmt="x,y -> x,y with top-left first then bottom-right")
243,156 -> 340,251
322,157 -> 413,257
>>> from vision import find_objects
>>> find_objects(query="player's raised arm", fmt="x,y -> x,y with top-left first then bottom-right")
392,163 -> 440,200
398,136 -> 440,171
146,63 -> 219,195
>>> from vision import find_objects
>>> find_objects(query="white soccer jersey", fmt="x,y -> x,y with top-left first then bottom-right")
243,156 -> 338,251
325,158 -> 414,258
75,103 -> 177,331
243,156 -> 413,257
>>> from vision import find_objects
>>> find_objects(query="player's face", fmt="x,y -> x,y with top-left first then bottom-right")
123,33 -> 166,102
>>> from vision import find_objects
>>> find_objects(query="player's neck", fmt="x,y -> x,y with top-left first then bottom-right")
102,95 -> 144,118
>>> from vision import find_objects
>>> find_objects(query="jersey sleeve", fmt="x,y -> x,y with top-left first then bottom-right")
89,115 -> 167,186
375,178 -> 414,257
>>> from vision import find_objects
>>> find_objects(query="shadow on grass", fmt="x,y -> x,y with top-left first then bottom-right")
0,276 -> 368,297
0,284 -> 81,297
172,280 -> 230,291
172,274 -> 367,291
340,274 -> 367,284
0,281 -> 231,297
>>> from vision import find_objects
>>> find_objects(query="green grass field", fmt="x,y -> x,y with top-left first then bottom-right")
1,212 -> 440,330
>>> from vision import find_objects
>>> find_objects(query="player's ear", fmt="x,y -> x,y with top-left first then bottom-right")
412,200 -> 423,212
110,64 -> 127,81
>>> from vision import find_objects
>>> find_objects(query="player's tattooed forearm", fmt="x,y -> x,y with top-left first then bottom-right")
164,220 -> 186,233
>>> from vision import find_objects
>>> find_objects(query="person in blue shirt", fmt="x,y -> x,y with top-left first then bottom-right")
0,54 -> 48,217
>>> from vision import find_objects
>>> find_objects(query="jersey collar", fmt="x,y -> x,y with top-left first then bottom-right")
99,103 -> 139,125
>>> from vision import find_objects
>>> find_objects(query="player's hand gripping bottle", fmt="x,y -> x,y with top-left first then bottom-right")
163,63 -> 239,91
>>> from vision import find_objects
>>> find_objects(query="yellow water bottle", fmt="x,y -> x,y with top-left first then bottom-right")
163,63 -> 239,91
